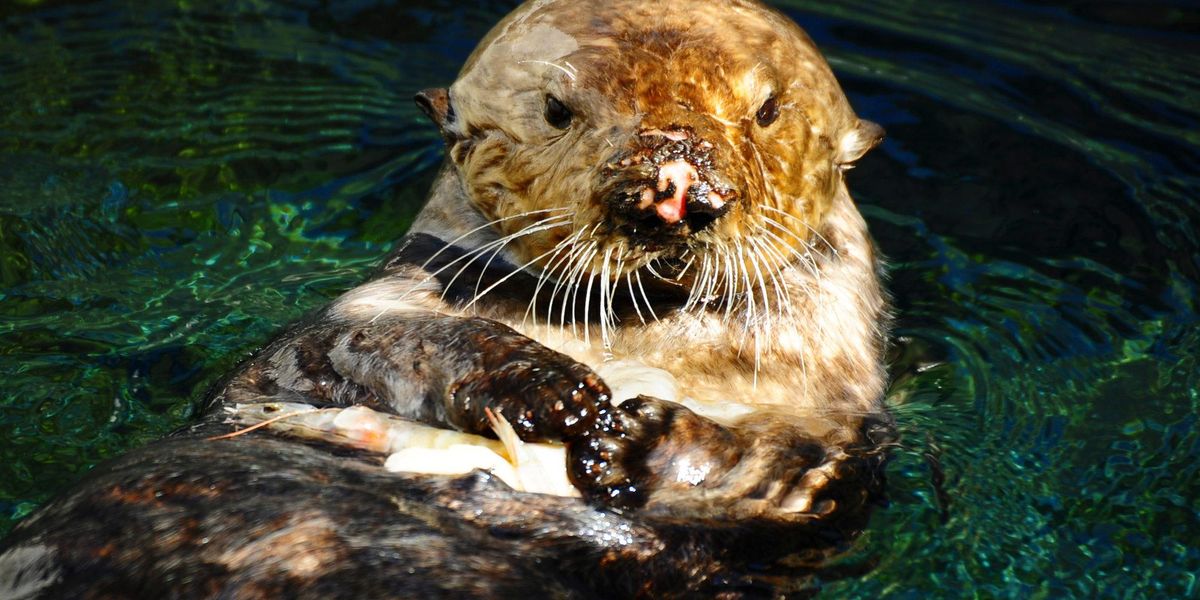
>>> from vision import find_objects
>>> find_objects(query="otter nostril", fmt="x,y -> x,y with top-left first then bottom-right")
684,193 -> 731,233
685,211 -> 719,232
636,213 -> 663,232
655,182 -> 677,202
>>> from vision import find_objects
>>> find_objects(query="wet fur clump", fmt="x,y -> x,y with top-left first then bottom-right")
0,0 -> 894,597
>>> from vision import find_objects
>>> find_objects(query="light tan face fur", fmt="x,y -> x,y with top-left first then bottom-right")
440,0 -> 880,298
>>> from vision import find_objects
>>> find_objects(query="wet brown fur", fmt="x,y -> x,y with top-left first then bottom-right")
449,0 -> 866,258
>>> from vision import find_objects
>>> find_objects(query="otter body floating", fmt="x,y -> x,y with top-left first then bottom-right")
0,1 -> 893,596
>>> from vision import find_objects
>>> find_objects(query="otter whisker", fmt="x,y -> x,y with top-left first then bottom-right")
394,210 -> 569,308
754,218 -> 807,263
565,242 -> 599,338
549,240 -> 587,334
697,253 -> 718,311
644,258 -> 668,281
550,236 -> 594,336
610,250 -> 625,328
726,242 -> 763,389
761,216 -> 823,282
700,253 -> 720,309
573,244 -> 599,340
668,250 -> 696,282
460,215 -> 572,308
765,206 -> 840,258
751,227 -> 838,353
464,225 -> 583,313
736,240 -> 759,331
676,253 -> 697,281
612,251 -> 626,305
701,253 -> 719,311
742,237 -> 775,319
690,252 -> 710,313
730,241 -> 753,329
757,210 -> 821,257
522,229 -> 583,327
747,233 -> 791,318
378,216 -> 565,322
762,205 -> 839,257
416,208 -> 570,275
759,215 -> 819,259
747,231 -> 795,312
750,263 -> 770,391
754,225 -> 821,300
682,254 -> 707,311
441,215 -> 571,309
468,214 -> 570,304
753,225 -> 818,401
598,246 -> 614,349
574,222 -> 604,328
517,59 -> 576,81
746,245 -> 773,390
581,253 -> 601,346
722,248 -> 738,322
538,230 -> 588,322
634,267 -> 659,322
625,272 -> 646,324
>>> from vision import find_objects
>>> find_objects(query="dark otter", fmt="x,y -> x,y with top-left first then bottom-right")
0,0 -> 892,597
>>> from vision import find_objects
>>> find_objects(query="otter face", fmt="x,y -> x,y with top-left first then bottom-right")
416,0 -> 882,313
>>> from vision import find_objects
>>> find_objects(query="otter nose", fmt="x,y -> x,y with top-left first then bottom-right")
645,159 -> 695,225
633,129 -> 732,232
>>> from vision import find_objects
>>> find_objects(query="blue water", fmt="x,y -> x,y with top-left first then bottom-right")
1,0 -> 1197,596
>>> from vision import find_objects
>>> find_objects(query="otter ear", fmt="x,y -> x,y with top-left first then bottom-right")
836,119 -> 885,170
414,87 -> 454,132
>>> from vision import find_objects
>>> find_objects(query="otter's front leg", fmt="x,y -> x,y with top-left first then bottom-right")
570,397 -> 889,520
219,312 -> 616,443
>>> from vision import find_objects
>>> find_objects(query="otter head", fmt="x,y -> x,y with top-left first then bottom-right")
415,0 -> 882,309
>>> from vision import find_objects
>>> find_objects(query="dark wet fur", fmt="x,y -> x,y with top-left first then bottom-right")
0,422 -> 887,599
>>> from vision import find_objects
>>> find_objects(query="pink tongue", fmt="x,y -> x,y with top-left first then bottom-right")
656,160 -> 696,224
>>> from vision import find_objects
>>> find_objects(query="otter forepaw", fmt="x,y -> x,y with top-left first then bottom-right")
569,396 -> 881,523
567,395 -> 742,510
444,322 -> 616,443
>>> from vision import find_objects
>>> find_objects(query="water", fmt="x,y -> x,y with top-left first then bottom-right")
1,0 -> 1197,596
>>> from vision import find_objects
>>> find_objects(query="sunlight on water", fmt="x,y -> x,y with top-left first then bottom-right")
1,0 -> 1197,595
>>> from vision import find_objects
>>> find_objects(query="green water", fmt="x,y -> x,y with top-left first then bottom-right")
1,0 -> 1197,596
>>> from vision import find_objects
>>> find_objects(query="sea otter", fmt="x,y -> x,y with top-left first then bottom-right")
0,0 -> 891,596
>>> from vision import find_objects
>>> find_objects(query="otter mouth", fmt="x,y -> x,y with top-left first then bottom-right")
600,128 -> 738,248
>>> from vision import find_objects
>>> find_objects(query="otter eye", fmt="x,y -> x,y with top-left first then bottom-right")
756,96 -> 780,127
545,95 -> 573,129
